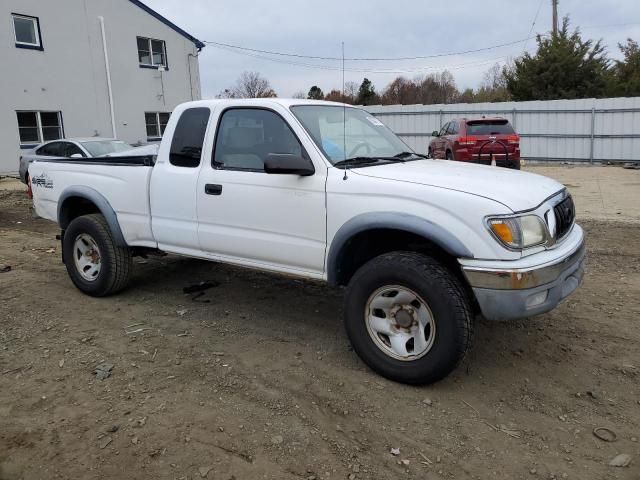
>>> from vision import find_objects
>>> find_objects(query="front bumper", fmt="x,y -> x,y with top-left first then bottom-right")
460,226 -> 586,321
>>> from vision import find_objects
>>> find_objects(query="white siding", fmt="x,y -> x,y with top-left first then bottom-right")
1,0 -> 201,175
366,97 -> 640,163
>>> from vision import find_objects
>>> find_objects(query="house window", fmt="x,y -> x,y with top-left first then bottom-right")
145,112 -> 170,139
137,37 -> 167,68
12,13 -> 42,50
16,111 -> 63,145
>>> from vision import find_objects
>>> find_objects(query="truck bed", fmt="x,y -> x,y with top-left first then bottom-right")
30,156 -> 157,247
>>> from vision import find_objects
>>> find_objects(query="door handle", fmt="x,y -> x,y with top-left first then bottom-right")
205,184 -> 223,196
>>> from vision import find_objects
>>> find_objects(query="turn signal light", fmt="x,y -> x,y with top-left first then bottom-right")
489,221 -> 514,244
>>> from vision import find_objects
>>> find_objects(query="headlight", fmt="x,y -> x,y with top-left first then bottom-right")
487,215 -> 548,249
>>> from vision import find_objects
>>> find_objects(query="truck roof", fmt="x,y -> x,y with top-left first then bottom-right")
188,98 -> 352,108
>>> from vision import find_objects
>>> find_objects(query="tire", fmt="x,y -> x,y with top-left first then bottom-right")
445,150 -> 454,160
427,147 -> 433,159
63,214 -> 132,297
344,252 -> 473,385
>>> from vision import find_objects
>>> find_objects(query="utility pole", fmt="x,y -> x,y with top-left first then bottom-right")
552,0 -> 558,35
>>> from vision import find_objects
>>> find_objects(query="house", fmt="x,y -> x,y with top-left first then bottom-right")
1,0 -> 204,177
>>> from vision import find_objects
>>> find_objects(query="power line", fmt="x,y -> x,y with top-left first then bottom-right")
523,0 -> 546,53
203,36 -> 534,62
209,42 -> 509,75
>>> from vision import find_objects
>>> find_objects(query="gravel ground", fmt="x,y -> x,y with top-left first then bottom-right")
0,167 -> 639,480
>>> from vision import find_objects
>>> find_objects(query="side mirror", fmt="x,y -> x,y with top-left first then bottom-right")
264,154 -> 315,176
431,131 -> 439,137
70,153 -> 83,158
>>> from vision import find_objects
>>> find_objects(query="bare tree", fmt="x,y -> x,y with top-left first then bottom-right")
344,81 -> 359,103
218,71 -> 277,98
291,91 -> 307,99
481,63 -> 508,91
474,62 -> 511,102
380,71 -> 459,105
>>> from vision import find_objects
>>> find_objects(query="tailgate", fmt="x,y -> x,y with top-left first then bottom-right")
465,120 -> 518,158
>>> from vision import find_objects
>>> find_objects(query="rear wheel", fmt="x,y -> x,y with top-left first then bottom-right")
344,252 -> 473,384
445,150 -> 454,160
63,214 -> 132,297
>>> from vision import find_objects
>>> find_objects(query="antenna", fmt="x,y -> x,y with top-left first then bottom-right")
342,41 -> 348,181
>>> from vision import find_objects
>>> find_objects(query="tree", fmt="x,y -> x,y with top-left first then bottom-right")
457,88 -> 476,104
291,91 -> 307,99
307,86 -> 325,100
381,76 -> 416,105
355,78 -> 379,105
380,71 -> 459,105
473,63 -> 512,102
608,39 -> 640,96
324,89 -> 345,102
504,17 -> 610,101
217,71 -> 277,98
344,81 -> 359,103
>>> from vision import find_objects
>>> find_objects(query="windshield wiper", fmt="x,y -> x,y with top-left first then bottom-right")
394,151 -> 429,160
333,156 -> 406,168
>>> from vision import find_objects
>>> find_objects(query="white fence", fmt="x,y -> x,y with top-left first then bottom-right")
366,97 -> 640,163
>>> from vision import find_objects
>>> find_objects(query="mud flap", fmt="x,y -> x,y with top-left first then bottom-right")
57,231 -> 65,264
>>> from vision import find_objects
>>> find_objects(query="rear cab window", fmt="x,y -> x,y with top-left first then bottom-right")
169,107 -> 211,168
466,120 -> 514,135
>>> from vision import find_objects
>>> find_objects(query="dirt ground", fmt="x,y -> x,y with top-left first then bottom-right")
1,166 -> 639,480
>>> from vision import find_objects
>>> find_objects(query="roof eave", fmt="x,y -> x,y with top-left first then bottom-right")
128,0 -> 205,50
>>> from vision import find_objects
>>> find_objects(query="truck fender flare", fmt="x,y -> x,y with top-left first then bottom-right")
327,212 -> 474,285
57,186 -> 127,247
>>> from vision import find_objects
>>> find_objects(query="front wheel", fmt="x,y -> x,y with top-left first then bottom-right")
344,252 -> 473,384
63,214 -> 132,297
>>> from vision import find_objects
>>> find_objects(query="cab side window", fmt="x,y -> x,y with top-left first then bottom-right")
447,121 -> 459,135
438,122 -> 450,137
169,107 -> 211,168
213,108 -> 304,171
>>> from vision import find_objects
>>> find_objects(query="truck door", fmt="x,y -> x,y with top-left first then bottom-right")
196,106 -> 327,277
149,107 -> 211,253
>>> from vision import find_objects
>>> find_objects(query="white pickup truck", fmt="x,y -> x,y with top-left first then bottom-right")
31,99 -> 585,384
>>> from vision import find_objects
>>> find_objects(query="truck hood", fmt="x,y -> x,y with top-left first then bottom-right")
352,159 -> 564,212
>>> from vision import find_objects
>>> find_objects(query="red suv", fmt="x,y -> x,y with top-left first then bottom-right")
428,117 -> 521,169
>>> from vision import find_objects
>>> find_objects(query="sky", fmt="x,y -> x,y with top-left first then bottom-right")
143,0 -> 640,99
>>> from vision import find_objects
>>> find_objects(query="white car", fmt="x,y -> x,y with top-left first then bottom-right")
18,138 -> 152,184
29,99 -> 585,384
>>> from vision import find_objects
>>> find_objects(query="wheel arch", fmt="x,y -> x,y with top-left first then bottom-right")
327,212 -> 474,287
57,186 -> 127,247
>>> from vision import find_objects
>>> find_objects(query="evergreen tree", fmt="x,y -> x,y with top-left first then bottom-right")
505,17 -> 610,100
609,39 -> 640,96
307,86 -> 325,100
355,78 -> 379,105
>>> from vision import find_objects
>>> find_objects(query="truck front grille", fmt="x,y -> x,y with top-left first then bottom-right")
554,194 -> 575,240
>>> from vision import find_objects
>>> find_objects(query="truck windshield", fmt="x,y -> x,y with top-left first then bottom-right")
290,105 -> 413,164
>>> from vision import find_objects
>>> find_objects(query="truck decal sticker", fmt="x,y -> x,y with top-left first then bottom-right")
31,172 -> 53,189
